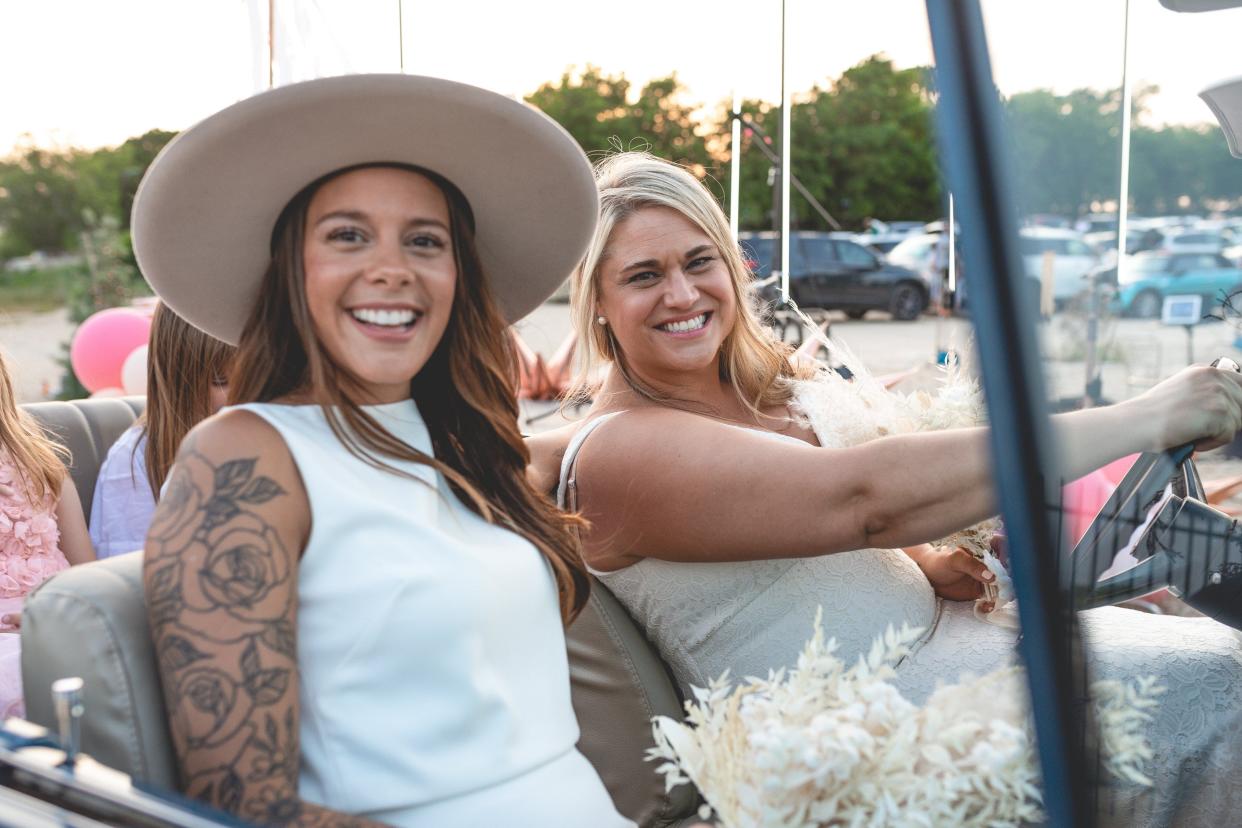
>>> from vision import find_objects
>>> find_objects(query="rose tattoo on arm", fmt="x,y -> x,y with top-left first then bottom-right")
145,440 -> 381,827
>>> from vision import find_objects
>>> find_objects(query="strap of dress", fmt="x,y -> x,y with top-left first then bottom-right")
556,411 -> 625,510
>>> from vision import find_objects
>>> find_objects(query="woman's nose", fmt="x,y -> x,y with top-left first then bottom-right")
664,269 -> 699,306
366,243 -> 414,286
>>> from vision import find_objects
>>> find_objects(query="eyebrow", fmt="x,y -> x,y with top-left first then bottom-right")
313,210 -> 450,232
619,244 -> 715,273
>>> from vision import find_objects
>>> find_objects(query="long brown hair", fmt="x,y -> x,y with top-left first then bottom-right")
229,163 -> 589,623
142,303 -> 236,496
0,350 -> 69,503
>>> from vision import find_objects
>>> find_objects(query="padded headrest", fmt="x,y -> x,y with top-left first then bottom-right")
21,398 -> 145,525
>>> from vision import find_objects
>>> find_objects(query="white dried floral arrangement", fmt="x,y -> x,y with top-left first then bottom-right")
649,610 -> 1163,828
791,341 -> 1012,618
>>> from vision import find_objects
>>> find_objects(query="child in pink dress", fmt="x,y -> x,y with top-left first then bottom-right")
0,351 -> 94,717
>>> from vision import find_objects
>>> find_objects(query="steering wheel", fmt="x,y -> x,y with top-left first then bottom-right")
1066,358 -> 1242,631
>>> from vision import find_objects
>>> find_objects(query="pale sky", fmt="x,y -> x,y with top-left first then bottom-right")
3,0 -> 1242,155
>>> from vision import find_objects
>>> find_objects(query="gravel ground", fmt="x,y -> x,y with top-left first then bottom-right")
0,306 -> 73,403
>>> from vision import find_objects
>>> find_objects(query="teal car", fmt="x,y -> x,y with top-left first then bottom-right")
1111,251 -> 1242,318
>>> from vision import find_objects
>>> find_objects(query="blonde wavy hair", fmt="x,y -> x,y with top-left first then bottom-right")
567,151 -> 813,415
0,349 -> 69,503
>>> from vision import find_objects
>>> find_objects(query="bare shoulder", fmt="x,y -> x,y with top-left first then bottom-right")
576,406 -> 747,464
186,407 -> 294,463
151,407 -> 310,564
525,423 -> 578,497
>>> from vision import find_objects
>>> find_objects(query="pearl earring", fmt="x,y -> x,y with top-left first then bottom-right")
597,316 -> 607,326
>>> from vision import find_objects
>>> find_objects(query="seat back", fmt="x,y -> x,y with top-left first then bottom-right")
18,398 -> 697,827
22,397 -> 145,525
21,553 -> 177,789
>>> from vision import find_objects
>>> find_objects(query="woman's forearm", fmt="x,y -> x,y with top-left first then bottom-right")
845,428 -> 996,549
852,402 -> 1154,550
1050,399 -> 1158,480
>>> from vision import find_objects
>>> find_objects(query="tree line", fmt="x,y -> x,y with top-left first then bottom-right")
5,55 -> 1242,259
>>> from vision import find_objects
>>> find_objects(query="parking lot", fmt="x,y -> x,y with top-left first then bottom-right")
7,299 -> 1241,425
517,300 -> 1242,417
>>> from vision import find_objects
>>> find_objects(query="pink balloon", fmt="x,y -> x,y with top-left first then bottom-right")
70,308 -> 151,393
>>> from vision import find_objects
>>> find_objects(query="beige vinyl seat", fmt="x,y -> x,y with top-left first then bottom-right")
19,398 -> 700,828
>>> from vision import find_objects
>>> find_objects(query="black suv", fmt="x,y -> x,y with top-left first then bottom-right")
741,231 -> 930,320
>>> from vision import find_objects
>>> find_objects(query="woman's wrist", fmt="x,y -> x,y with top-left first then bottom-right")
1120,395 -> 1166,454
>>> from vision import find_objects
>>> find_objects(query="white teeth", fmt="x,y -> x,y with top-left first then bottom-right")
659,313 -> 707,333
351,308 -> 419,327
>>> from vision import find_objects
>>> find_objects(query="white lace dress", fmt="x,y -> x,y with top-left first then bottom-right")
560,410 -> 1242,828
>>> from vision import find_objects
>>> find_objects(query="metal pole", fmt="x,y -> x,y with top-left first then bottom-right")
779,0 -> 791,303
398,0 -> 405,73
948,191 -> 956,297
730,91 -> 742,240
1085,0 -> 1133,406
739,115 -> 842,230
1117,0 -> 1134,278
924,2 -> 1096,825
267,0 -> 275,89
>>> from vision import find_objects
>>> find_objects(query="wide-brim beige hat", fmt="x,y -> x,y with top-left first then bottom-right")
131,74 -> 597,344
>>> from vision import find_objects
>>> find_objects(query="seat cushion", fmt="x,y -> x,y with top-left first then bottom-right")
569,583 -> 699,827
20,552 -> 177,790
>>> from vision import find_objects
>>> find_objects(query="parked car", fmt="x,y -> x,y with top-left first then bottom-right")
1105,251 -> 1242,318
1085,228 -> 1155,256
741,231 -> 930,320
1075,212 -> 1118,235
886,232 -> 939,275
1161,229 -> 1232,254
1019,227 -> 1101,303
885,220 -> 927,235
853,232 -> 912,254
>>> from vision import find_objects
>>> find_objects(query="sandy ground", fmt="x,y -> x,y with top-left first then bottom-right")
0,307 -> 73,403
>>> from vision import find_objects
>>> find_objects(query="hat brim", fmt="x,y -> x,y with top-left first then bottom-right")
132,74 -> 597,344
1201,75 -> 1242,159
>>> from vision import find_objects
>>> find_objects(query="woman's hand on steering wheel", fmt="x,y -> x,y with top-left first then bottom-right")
1132,363 -> 1242,453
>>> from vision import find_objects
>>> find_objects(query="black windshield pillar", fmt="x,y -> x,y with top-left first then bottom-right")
923,1 -> 1096,825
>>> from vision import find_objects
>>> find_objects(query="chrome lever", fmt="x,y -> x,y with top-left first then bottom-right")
51,676 -> 84,769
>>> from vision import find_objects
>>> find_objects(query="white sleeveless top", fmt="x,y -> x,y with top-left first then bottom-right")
559,412 -> 940,697
231,400 -> 630,828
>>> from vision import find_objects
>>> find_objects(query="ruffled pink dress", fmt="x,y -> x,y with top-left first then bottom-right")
0,452 -> 70,718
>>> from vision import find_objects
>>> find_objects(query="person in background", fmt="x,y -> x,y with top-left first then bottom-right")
88,303 -> 235,558
0,349 -> 94,715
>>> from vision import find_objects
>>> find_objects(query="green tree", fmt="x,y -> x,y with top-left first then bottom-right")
1001,84 -> 1242,218
526,66 -> 712,171
723,55 -> 941,231
0,144 -> 81,254
1004,87 -> 1123,217
0,129 -> 175,256
1128,124 -> 1242,215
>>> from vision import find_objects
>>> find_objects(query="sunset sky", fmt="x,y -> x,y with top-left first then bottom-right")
3,0 -> 1242,154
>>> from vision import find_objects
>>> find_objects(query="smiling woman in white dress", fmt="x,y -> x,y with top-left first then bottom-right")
133,76 -> 631,827
527,151 -> 1242,828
